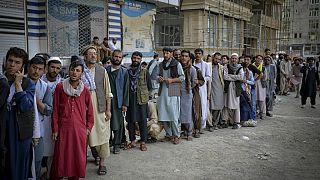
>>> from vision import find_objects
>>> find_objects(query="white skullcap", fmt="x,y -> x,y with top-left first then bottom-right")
48,57 -> 62,64
231,53 -> 239,57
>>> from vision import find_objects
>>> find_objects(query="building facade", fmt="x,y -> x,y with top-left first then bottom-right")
281,0 -> 320,57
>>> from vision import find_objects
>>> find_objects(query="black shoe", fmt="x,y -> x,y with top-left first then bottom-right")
113,146 -> 120,154
221,124 -> 228,128
232,124 -> 241,129
266,112 -> 273,117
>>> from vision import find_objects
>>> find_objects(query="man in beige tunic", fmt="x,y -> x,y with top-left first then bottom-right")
82,45 -> 113,175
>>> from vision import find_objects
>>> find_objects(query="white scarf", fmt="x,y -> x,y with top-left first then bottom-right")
62,78 -> 84,97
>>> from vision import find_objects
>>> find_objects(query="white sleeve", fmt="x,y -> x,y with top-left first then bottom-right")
33,94 -> 41,138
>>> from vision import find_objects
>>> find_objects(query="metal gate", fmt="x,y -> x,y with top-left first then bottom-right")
47,0 -> 107,57
0,0 -> 26,72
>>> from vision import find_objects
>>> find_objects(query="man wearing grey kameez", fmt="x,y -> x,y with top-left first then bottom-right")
208,52 -> 224,130
180,50 -> 197,141
264,56 -> 276,117
157,47 -> 185,145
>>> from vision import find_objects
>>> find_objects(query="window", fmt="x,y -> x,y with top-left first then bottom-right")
294,33 -> 298,38
309,19 -> 319,29
233,19 -> 241,47
207,14 -> 217,47
309,32 -> 319,41
309,7 -> 319,17
299,33 -> 302,38
310,0 -> 320,4
222,18 -> 229,47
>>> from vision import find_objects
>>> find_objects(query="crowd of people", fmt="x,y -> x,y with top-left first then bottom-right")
0,42 -> 319,180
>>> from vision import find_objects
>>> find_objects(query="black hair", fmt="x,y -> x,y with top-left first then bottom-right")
194,48 -> 203,54
173,49 -> 181,53
71,55 -> 79,63
153,53 -> 159,59
6,47 -> 29,65
307,57 -> 315,62
221,55 -> 229,60
69,60 -> 84,72
162,47 -> 173,53
141,62 -> 147,66
264,48 -> 271,53
181,50 -> 191,57
48,60 -> 62,67
93,36 -> 99,40
244,55 -> 252,59
103,37 -> 108,41
112,49 -> 122,57
102,56 -> 112,65
256,55 -> 264,59
213,52 -> 222,57
29,56 -> 46,66
132,51 -> 143,58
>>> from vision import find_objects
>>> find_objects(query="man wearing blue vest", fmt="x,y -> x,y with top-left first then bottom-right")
106,50 -> 129,154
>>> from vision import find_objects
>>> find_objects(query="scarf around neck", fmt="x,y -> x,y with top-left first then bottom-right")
228,63 -> 242,74
82,63 -> 96,91
162,58 -> 179,78
42,74 -> 62,92
128,65 -> 141,92
182,62 -> 191,94
63,78 -> 84,97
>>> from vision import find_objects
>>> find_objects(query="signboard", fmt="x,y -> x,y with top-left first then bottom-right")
122,0 -> 156,57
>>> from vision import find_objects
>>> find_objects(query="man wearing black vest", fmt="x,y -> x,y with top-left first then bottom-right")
126,51 -> 152,151
82,45 -> 113,175
1,47 -> 35,180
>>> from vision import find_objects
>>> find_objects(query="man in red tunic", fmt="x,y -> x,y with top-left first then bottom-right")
50,61 -> 94,179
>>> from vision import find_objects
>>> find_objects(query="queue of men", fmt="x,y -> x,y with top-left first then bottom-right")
0,44 -> 319,180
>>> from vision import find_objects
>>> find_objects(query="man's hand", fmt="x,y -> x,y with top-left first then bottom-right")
158,76 -> 164,83
241,80 -> 247,83
105,111 -> 111,121
32,138 -> 39,146
52,132 -> 58,141
122,106 -> 127,112
14,70 -> 24,92
165,78 -> 173,84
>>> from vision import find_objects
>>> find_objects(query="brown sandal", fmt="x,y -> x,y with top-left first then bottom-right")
127,142 -> 136,149
173,137 -> 180,145
140,143 -> 147,151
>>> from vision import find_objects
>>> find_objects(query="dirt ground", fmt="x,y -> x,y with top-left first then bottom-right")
85,94 -> 320,180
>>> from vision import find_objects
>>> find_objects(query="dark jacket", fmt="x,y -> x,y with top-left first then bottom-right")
0,74 -> 9,174
300,65 -> 320,97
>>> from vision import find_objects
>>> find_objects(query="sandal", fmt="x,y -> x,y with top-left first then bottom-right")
173,137 -> 180,145
140,143 -> 147,151
127,142 -> 136,149
97,165 -> 107,175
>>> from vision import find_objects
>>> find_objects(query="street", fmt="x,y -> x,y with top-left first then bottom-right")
85,94 -> 320,180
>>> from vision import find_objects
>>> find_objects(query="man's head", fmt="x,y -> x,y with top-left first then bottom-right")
239,56 -> 245,64
93,36 -> 99,45
230,53 -> 239,65
243,55 -> 252,67
212,52 -> 222,65
162,47 -> 173,61
111,49 -> 123,65
264,55 -> 272,65
255,55 -> 264,66
153,52 -> 159,60
103,37 -> 108,44
279,54 -> 284,60
83,46 -> 97,64
173,49 -> 181,61
69,60 -> 84,82
265,48 -> 271,56
180,50 -> 191,66
47,57 -> 62,79
5,47 -> 28,76
294,57 -> 301,65
221,55 -> 229,65
307,57 -> 315,66
206,54 -> 212,63
28,56 -> 46,81
131,51 -> 143,67
194,48 -> 203,61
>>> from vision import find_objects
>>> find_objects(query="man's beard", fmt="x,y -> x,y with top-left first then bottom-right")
88,59 -> 96,64
112,59 -> 122,65
131,61 -> 140,67
48,72 -> 58,78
